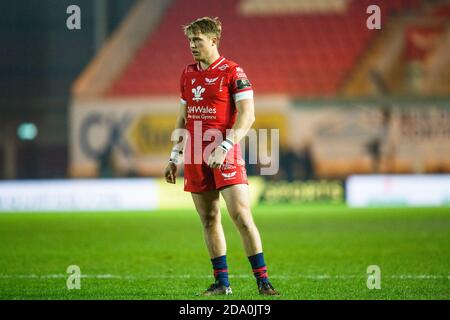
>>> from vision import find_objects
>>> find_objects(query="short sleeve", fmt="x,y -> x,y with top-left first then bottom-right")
180,69 -> 187,105
229,65 -> 254,103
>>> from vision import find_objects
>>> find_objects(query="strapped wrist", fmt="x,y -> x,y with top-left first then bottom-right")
220,138 -> 234,152
169,148 -> 183,165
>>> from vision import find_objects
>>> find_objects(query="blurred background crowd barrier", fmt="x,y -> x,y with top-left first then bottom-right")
1,0 -> 449,209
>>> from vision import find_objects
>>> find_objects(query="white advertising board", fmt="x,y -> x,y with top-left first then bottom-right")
0,179 -> 157,212
346,175 -> 450,207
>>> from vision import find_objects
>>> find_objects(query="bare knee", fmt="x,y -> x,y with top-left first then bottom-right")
200,211 -> 221,230
232,210 -> 255,233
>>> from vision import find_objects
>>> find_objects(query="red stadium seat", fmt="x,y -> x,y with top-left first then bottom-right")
107,0 -> 418,97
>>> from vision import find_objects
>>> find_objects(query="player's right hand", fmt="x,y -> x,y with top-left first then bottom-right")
164,162 -> 178,184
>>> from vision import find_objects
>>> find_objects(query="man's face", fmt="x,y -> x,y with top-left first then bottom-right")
187,32 -> 216,62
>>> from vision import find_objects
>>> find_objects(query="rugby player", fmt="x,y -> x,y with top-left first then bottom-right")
164,17 -> 279,296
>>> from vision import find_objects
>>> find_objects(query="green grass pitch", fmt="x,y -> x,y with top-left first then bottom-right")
0,204 -> 449,300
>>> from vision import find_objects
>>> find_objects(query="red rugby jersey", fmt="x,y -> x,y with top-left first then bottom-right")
180,56 -> 254,140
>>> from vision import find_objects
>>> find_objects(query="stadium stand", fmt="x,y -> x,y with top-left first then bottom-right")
108,0 -> 420,97
68,0 -> 450,179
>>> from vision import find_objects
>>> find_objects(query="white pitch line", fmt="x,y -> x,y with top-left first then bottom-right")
0,274 -> 448,280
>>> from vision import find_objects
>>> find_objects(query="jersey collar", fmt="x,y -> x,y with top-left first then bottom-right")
197,56 -> 225,71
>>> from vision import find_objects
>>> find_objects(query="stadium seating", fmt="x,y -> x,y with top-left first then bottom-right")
428,3 -> 450,17
108,0 -> 419,97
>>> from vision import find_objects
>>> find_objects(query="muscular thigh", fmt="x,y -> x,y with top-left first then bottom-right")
219,184 -> 251,219
191,190 -> 221,221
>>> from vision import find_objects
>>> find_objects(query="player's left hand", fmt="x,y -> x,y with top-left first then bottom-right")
208,147 -> 227,169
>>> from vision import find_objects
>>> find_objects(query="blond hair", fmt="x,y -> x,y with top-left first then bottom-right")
183,17 -> 222,44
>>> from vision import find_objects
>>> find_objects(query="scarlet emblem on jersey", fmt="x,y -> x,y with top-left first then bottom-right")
192,85 -> 205,102
236,79 -> 251,90
235,66 -> 247,78
218,64 -> 229,71
205,77 -> 219,85
221,171 -> 237,179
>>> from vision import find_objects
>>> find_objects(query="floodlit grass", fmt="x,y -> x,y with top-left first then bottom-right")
0,205 -> 449,299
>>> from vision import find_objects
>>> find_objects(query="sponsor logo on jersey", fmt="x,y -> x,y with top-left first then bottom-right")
236,79 -> 251,90
205,77 -> 219,85
218,64 -> 229,71
187,106 -> 217,114
192,85 -> 205,102
236,67 -> 244,72
236,72 -> 247,78
219,77 -> 225,92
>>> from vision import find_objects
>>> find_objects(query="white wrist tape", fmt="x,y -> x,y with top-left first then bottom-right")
219,138 -> 234,152
169,148 -> 183,165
